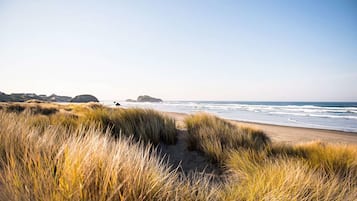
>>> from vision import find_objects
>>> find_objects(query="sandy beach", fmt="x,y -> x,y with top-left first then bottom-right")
165,111 -> 357,144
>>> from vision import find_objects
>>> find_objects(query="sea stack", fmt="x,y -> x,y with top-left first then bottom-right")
137,95 -> 162,102
70,95 -> 99,103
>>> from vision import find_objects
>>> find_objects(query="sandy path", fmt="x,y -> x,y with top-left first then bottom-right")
158,130 -> 221,176
165,112 -> 357,145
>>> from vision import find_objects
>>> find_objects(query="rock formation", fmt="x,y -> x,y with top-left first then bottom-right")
137,95 -> 162,102
70,94 -> 99,103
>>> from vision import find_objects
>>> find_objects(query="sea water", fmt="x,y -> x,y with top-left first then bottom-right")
102,101 -> 357,132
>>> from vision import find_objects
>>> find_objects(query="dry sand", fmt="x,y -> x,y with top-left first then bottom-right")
165,112 -> 357,145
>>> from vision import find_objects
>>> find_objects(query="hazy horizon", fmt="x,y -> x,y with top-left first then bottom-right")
2,90 -> 357,102
1,1 -> 356,101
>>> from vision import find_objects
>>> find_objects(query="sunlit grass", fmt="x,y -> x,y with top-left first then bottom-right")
0,102 -> 177,145
0,111 -> 217,201
224,151 -> 356,201
79,107 -> 177,144
268,142 -> 357,179
184,113 -> 271,163
185,113 -> 357,200
0,103 -> 356,200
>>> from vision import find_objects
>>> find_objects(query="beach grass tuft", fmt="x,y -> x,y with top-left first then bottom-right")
268,142 -> 357,179
224,150 -> 356,201
184,113 -> 271,163
80,107 -> 177,144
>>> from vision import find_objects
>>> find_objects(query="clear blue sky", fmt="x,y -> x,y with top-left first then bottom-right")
0,0 -> 356,101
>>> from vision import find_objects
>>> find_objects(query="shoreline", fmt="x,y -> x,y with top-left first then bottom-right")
164,111 -> 357,144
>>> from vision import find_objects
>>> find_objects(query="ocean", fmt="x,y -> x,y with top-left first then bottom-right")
102,101 -> 357,133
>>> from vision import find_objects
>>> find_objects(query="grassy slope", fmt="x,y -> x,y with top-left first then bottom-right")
0,103 -> 356,200
185,113 -> 357,201
185,113 -> 271,163
0,103 -> 217,201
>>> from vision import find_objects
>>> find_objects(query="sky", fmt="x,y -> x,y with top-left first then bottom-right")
0,0 -> 356,101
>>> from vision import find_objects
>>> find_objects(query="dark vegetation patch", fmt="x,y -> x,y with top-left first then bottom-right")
5,104 -> 25,113
26,105 -> 58,115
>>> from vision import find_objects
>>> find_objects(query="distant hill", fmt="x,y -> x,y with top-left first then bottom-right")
0,91 -> 13,102
48,94 -> 72,102
0,91 -> 97,103
0,92 -> 53,102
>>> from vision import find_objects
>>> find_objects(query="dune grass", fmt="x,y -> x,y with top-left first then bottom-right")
80,107 -> 177,144
224,151 -> 356,201
0,103 -> 356,200
0,102 -> 177,145
0,111 -> 217,201
185,113 -> 357,200
185,113 -> 271,163
268,142 -> 357,179
2,102 -> 58,115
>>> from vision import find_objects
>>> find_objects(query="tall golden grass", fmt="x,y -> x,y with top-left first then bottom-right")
80,108 -> 177,144
268,142 -> 357,178
0,103 -> 356,200
0,111 -> 218,201
224,152 -> 356,201
0,102 -> 177,145
185,113 -> 271,162
185,113 -> 357,200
